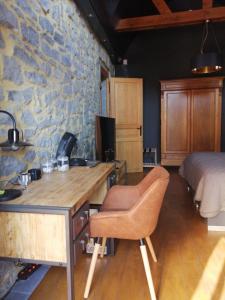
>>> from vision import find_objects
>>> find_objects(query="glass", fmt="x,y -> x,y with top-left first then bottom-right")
57,156 -> 69,172
51,158 -> 58,170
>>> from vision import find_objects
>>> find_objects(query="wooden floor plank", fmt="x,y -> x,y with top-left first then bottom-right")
31,169 -> 224,300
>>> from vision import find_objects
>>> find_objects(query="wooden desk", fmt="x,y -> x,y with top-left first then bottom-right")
0,163 -> 114,300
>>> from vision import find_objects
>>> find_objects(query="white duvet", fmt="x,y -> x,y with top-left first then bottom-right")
179,152 -> 225,218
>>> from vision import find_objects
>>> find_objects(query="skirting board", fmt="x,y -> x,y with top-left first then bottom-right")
208,226 -> 225,232
207,211 -> 225,231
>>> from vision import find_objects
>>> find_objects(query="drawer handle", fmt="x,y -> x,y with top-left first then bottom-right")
85,232 -> 90,242
80,240 -> 86,251
80,216 -> 85,226
84,210 -> 89,217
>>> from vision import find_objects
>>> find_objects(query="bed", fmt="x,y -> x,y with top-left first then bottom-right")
179,152 -> 225,218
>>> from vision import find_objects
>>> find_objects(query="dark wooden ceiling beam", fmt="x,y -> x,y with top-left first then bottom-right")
202,0 -> 213,9
116,7 -> 225,32
152,0 -> 171,14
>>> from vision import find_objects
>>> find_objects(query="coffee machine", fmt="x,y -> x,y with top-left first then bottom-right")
56,132 -> 77,159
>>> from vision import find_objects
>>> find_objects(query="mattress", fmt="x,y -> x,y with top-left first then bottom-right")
179,152 -> 225,218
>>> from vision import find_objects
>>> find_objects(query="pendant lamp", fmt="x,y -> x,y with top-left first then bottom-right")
0,110 -> 33,151
191,20 -> 223,74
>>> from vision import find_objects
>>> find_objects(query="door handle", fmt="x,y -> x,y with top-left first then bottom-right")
137,126 -> 142,136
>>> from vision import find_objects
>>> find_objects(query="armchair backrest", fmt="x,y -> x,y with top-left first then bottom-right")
129,167 -> 169,239
137,166 -> 168,195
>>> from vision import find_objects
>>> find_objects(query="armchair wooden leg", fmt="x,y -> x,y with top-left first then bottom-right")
145,236 -> 157,262
84,242 -> 100,299
140,240 -> 157,300
100,237 -> 107,258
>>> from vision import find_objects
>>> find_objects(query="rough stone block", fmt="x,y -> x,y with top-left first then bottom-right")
63,85 -> 73,96
21,23 -> 39,47
16,0 -> 37,21
3,56 -> 23,85
40,62 -> 51,76
25,71 -> 47,85
8,88 -> 33,104
24,128 -> 36,139
0,114 -> 12,126
64,71 -> 73,81
0,156 -> 27,177
41,42 -> 60,62
54,32 -> 64,45
67,102 -> 76,113
0,88 -> 4,101
44,91 -> 58,106
39,0 -> 50,13
39,16 -> 54,34
21,110 -> 37,126
42,33 -> 54,45
51,133 -> 61,145
14,46 -> 38,68
0,3 -> 18,29
24,150 -> 36,162
38,137 -> 51,148
52,5 -> 60,21
0,31 -> 5,48
61,55 -> 71,67
0,129 -> 7,137
56,99 -> 65,110
54,68 -> 64,80
38,117 -> 52,129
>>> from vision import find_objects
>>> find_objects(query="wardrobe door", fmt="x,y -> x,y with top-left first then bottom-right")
191,89 -> 221,152
161,90 -> 191,165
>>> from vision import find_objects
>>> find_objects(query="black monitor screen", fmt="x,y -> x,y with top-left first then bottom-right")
95,115 -> 115,162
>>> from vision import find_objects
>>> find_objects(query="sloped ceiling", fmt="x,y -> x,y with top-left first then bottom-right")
75,0 -> 225,61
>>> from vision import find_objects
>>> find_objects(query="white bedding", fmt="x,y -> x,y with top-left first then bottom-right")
179,152 -> 225,218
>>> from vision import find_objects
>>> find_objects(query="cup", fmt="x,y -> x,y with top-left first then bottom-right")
41,161 -> 53,173
18,173 -> 31,187
28,168 -> 42,181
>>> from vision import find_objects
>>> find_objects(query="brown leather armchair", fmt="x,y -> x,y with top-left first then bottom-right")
84,166 -> 169,300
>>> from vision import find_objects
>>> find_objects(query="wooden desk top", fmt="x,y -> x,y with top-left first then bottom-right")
0,163 -> 114,211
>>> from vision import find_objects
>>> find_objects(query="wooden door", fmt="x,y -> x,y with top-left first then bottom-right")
161,90 -> 191,165
191,89 -> 221,152
109,77 -> 143,172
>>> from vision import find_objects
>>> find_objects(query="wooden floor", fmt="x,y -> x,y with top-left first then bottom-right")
31,169 -> 225,300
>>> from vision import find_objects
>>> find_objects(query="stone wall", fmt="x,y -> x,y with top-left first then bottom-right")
0,0 -> 113,182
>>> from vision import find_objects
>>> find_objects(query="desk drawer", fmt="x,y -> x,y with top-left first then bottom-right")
74,224 -> 89,264
72,203 -> 89,239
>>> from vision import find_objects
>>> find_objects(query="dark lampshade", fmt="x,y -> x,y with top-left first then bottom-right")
0,110 -> 33,151
191,52 -> 223,74
191,20 -> 223,74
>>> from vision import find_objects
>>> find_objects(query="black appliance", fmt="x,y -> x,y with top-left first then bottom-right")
56,132 -> 77,159
0,189 -> 22,202
95,116 -> 115,162
69,158 -> 87,166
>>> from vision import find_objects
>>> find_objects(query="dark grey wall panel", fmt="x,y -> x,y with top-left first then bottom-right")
115,24 -> 225,154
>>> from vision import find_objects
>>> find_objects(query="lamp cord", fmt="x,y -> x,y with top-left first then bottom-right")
0,110 -> 16,129
200,20 -> 221,54
210,22 -> 222,53
200,20 -> 209,54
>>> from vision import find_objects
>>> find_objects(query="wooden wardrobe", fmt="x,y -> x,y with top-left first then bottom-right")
161,77 -> 224,166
